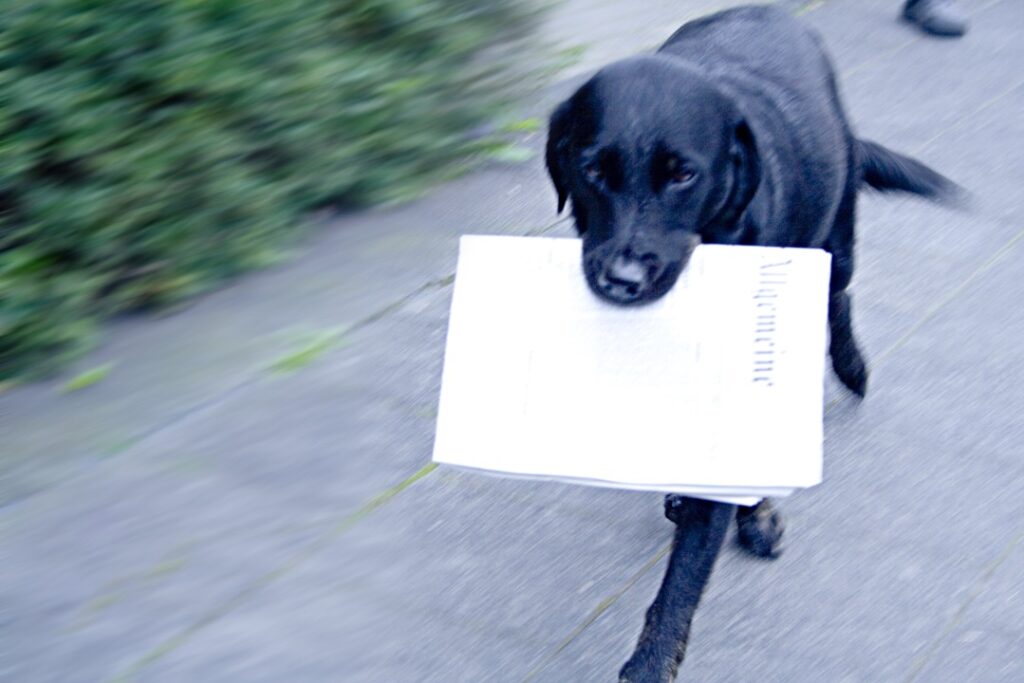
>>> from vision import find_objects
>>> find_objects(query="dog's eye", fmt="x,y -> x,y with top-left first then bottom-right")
671,168 -> 697,185
665,157 -> 697,187
583,164 -> 604,185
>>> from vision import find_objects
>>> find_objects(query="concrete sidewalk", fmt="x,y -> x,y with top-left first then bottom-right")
4,0 -> 1023,681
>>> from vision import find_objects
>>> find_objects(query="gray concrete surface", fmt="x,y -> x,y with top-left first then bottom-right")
3,0 -> 1023,681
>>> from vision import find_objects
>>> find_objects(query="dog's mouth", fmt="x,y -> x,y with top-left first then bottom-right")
581,231 -> 700,305
583,252 -> 689,306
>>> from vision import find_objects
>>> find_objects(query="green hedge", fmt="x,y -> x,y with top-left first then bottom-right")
0,0 -> 542,380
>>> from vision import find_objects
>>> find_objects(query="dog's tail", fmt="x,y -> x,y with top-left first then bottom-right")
857,139 -> 964,204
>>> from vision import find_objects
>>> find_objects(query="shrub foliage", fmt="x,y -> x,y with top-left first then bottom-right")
0,0 -> 541,379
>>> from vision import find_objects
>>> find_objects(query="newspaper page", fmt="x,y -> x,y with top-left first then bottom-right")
432,236 -> 831,500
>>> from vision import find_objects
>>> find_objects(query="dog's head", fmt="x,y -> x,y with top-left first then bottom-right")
546,56 -> 760,305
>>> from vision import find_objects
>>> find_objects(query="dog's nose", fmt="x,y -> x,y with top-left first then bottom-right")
596,250 -> 663,303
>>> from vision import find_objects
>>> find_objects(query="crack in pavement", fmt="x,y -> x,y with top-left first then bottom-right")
904,530 -> 1024,682
521,544 -> 674,683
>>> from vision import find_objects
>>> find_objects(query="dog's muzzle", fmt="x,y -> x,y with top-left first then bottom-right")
593,247 -> 665,304
586,235 -> 699,305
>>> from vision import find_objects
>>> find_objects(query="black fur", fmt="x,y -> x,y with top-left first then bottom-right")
858,139 -> 962,201
544,6 -> 959,682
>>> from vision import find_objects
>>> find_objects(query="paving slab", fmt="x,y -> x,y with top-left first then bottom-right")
911,536 -> 1024,683
141,471 -> 670,682
137,586 -> 545,683
1,282 -> 458,682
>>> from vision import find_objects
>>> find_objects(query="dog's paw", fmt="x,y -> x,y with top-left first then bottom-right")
663,494 -> 692,525
736,503 -> 785,559
832,347 -> 869,398
619,660 -> 673,683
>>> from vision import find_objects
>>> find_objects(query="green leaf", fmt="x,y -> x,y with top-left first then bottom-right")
62,363 -> 114,393
485,143 -> 536,164
269,329 -> 348,373
499,117 -> 542,134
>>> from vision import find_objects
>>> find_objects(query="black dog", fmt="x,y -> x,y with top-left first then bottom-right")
545,6 -> 959,682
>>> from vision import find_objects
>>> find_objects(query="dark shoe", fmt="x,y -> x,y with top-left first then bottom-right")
902,0 -> 969,37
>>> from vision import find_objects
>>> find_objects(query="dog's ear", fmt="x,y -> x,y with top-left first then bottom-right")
716,120 -> 761,227
545,99 -> 574,214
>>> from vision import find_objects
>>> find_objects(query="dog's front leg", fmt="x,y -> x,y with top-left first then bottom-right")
618,496 -> 735,683
829,290 -> 869,397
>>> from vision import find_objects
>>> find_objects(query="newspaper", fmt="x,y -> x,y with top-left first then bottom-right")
432,236 -> 831,504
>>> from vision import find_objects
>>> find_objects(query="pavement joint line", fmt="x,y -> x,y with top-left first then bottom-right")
113,214 -> 566,439
13,277 -> 447,494
912,75 -> 1024,155
823,224 -> 1024,415
108,462 -> 438,683
792,0 -> 827,17
872,226 -> 1024,369
903,529 -> 1024,682
520,543 -> 673,683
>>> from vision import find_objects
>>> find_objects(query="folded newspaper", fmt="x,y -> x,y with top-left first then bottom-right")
432,235 -> 831,505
